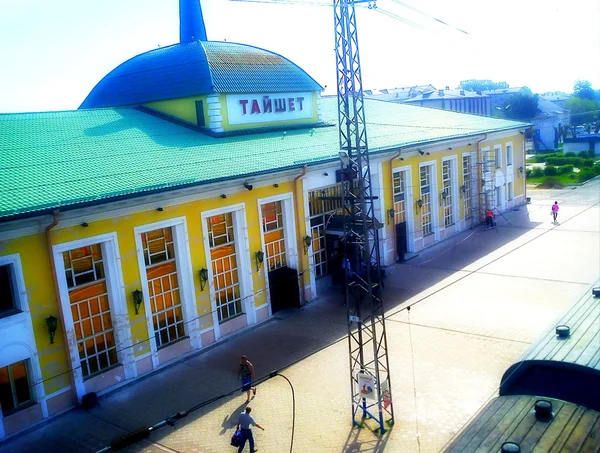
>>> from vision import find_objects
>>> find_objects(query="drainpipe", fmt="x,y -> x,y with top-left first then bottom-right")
388,149 -> 402,260
293,165 -> 308,303
476,133 -> 488,221
45,210 -> 78,404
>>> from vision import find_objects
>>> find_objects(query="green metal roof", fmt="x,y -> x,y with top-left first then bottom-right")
0,98 -> 528,221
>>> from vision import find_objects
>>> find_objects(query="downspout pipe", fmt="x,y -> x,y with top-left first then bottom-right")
293,165 -> 308,304
388,149 -> 402,261
45,210 -> 78,404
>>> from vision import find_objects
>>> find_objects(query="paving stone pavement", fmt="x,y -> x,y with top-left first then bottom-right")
1,181 -> 598,453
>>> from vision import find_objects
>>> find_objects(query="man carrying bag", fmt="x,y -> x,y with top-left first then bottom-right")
235,406 -> 264,452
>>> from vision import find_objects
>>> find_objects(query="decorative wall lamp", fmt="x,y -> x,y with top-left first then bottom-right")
255,250 -> 265,272
418,150 -> 425,156
45,315 -> 58,345
387,208 -> 395,224
273,183 -> 279,188
519,166 -> 524,176
460,184 -> 467,198
199,268 -> 209,291
416,199 -> 424,213
303,235 -> 312,255
244,181 -> 253,191
132,289 -> 143,315
156,207 -> 164,212
220,194 -> 227,199
81,222 -> 89,228
440,190 -> 448,206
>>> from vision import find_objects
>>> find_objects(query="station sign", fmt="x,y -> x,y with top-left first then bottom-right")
226,92 -> 314,125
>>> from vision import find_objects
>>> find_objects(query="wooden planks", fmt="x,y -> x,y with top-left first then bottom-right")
445,396 -> 600,453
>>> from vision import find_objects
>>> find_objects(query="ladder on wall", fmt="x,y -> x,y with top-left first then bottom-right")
471,147 -> 510,229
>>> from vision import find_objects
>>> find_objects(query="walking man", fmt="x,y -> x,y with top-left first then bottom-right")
551,201 -> 559,223
236,406 -> 264,453
238,355 -> 257,404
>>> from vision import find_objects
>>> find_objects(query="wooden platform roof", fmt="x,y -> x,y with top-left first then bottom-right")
445,395 -> 600,453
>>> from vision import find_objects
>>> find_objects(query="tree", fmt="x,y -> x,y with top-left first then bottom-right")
459,79 -> 509,92
505,87 -> 539,121
567,97 -> 600,125
573,80 -> 596,100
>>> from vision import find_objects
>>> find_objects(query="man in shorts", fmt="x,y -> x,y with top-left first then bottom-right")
238,355 -> 257,404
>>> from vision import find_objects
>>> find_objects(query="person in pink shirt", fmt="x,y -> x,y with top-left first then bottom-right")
551,201 -> 559,223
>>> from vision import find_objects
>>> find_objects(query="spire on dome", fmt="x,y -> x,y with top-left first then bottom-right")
179,0 -> 207,43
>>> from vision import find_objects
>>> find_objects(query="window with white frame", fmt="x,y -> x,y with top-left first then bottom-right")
462,155 -> 473,218
495,146 -> 502,169
208,213 -> 242,322
392,170 -> 406,224
506,144 -> 513,166
0,263 -> 20,317
442,160 -> 453,227
420,166 -> 433,236
0,360 -> 32,415
63,244 -> 118,377
261,201 -> 286,271
496,186 -> 502,207
141,228 -> 185,348
507,182 -> 513,201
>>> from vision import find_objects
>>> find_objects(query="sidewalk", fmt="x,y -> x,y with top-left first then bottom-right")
2,187 -> 598,453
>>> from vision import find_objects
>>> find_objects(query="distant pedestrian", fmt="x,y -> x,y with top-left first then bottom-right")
236,406 -> 264,453
485,209 -> 494,228
551,201 -> 559,223
238,355 -> 257,403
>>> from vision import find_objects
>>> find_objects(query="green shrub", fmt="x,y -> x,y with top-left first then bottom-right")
581,158 -> 595,167
544,165 -> 558,176
578,150 -> 589,158
558,164 -> 574,174
565,152 -> 576,157
526,169 -> 533,178
578,169 -> 596,182
545,156 -> 584,167
568,173 -> 576,179
531,167 -> 544,178
593,163 -> 600,176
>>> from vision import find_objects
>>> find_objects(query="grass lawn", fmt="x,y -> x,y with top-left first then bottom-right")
526,173 -> 577,185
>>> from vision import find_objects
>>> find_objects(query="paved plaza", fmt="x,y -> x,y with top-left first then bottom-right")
2,180 -> 598,453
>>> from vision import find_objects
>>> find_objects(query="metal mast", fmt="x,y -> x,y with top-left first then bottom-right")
334,0 -> 394,433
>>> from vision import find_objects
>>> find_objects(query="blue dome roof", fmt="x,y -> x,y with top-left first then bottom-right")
80,41 -> 322,109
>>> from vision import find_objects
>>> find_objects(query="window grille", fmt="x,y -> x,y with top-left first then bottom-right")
142,228 -> 185,347
208,214 -> 242,322
420,166 -> 433,236
63,244 -> 117,376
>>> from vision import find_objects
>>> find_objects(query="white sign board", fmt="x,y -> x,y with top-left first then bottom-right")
357,372 -> 377,401
226,92 -> 313,125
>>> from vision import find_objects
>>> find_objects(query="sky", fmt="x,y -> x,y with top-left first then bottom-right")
1,0 -> 599,113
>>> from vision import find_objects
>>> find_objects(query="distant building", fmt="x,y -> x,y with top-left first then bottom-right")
540,92 -> 571,109
483,87 -> 529,114
404,88 -> 491,116
364,84 -> 436,103
533,98 -> 570,151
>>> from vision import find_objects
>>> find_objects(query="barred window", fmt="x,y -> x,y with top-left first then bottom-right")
142,227 -> 185,348
442,160 -> 453,227
63,244 -> 117,377
208,214 -> 242,322
420,166 -> 433,236
262,202 -> 286,271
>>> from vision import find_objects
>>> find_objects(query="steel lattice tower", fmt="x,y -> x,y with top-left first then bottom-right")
334,0 -> 394,433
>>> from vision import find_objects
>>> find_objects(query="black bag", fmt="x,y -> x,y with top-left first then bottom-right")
231,430 -> 242,447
